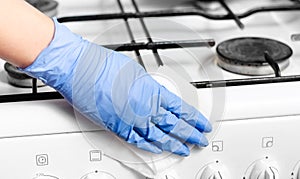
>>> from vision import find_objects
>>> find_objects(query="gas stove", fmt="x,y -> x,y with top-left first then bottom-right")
1,0 -> 300,178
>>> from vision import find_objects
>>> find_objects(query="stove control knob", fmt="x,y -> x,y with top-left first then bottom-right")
245,159 -> 279,179
292,161 -> 300,179
297,168 -> 300,179
81,170 -> 115,179
294,169 -> 300,179
32,174 -> 59,179
197,162 -> 229,179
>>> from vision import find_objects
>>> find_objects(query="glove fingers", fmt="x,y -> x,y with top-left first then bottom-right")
125,129 -> 163,154
160,86 -> 212,133
152,108 -> 209,147
134,124 -> 190,156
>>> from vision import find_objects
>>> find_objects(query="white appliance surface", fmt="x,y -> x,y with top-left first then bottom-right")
1,0 -> 300,178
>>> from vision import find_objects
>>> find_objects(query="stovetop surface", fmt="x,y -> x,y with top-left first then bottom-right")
1,1 -> 300,178
1,0 -> 300,119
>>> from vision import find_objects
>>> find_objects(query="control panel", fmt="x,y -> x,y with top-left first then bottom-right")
168,114 -> 300,179
0,131 -> 142,179
1,100 -> 300,178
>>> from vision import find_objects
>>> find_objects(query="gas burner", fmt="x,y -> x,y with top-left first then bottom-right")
291,0 -> 300,3
193,0 -> 222,11
4,63 -> 45,88
216,37 -> 293,76
178,0 -> 222,11
26,0 -> 58,17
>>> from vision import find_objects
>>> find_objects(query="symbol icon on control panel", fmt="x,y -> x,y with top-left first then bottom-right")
89,150 -> 102,162
262,137 -> 273,148
212,141 -> 223,152
36,154 -> 48,166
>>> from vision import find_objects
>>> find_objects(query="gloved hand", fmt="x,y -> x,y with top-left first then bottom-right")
21,18 -> 212,156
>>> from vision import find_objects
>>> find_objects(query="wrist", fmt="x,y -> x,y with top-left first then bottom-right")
20,18 -> 88,89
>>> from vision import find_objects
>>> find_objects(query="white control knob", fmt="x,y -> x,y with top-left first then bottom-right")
81,171 -> 115,179
33,174 -> 59,179
245,159 -> 279,179
297,167 -> 300,179
292,161 -> 300,179
197,162 -> 229,179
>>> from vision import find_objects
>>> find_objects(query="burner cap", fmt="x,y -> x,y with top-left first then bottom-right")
26,0 -> 58,17
216,37 -> 293,76
193,0 -> 221,11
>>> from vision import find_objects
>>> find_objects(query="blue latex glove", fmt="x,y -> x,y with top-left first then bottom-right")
21,18 -> 212,156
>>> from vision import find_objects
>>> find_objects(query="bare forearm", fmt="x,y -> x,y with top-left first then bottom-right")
0,0 -> 54,68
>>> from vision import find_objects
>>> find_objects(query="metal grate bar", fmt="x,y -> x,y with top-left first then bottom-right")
32,78 -> 38,93
0,92 -> 63,103
57,4 -> 300,23
3,75 -> 300,103
191,75 -> 300,88
264,51 -> 281,77
218,0 -> 244,29
131,0 -> 164,67
116,0 -> 145,68
103,40 -> 215,51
